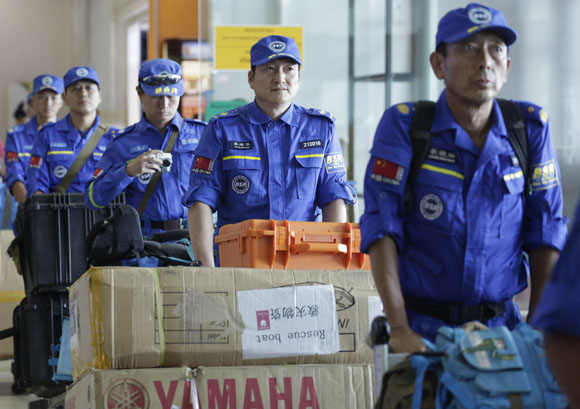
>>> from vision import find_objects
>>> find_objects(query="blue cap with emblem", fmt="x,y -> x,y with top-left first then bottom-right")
63,66 -> 100,90
138,58 -> 184,97
436,3 -> 517,49
250,35 -> 302,67
33,74 -> 64,94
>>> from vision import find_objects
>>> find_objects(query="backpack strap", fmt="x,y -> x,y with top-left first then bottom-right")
137,127 -> 179,217
496,98 -> 531,197
55,124 -> 109,193
404,101 -> 436,213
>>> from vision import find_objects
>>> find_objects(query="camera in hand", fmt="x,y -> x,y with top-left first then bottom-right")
155,152 -> 173,172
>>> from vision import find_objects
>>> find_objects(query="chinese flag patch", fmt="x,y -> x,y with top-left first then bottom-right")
30,156 -> 43,168
192,156 -> 213,175
371,158 -> 404,185
93,168 -> 103,178
6,152 -> 18,162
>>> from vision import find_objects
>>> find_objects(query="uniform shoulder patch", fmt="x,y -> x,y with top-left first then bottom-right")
113,124 -> 136,139
515,101 -> 548,126
7,124 -> 24,134
37,122 -> 55,132
211,108 -> 243,122
304,108 -> 335,123
185,118 -> 207,126
396,103 -> 413,115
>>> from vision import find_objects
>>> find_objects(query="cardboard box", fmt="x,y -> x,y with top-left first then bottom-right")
0,229 -> 25,358
65,364 -> 374,409
70,266 -> 381,380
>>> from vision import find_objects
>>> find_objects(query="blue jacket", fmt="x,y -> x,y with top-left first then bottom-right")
531,198 -> 580,335
5,117 -> 40,189
181,101 -> 354,232
26,115 -> 116,196
85,113 -> 205,234
360,92 -> 567,339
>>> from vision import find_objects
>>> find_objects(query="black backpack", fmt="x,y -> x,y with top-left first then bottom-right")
404,98 -> 531,212
87,205 -> 201,267
87,205 -> 144,265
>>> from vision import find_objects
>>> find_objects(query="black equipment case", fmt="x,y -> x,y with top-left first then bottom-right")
20,193 -> 124,294
11,292 -> 70,398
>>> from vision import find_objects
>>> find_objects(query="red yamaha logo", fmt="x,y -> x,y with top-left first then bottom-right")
106,378 -> 150,409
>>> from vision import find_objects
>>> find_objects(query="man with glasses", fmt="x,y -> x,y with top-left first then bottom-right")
360,3 -> 567,352
85,58 -> 206,237
5,74 -> 63,203
183,35 -> 354,267
26,67 -> 116,195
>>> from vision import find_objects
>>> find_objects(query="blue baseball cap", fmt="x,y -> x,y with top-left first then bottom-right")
32,74 -> 64,95
250,35 -> 302,67
64,66 -> 100,90
138,59 -> 184,97
436,3 -> 517,49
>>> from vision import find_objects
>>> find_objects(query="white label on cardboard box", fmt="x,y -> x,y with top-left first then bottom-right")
69,298 -> 79,350
237,284 -> 339,359
368,296 -> 385,329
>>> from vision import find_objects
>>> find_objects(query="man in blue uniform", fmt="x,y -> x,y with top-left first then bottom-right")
85,58 -> 206,237
26,66 -> 116,195
183,35 -> 354,267
531,202 -> 580,408
5,74 -> 63,203
360,3 -> 567,352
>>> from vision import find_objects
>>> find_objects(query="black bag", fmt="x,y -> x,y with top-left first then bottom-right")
7,206 -> 26,276
87,205 -> 144,266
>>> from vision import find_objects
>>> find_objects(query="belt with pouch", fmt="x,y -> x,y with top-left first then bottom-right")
404,295 -> 507,324
141,218 -> 185,231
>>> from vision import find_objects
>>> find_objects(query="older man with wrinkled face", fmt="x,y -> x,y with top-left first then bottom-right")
361,3 -> 566,352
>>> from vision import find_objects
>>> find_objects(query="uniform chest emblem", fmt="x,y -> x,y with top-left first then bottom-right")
138,173 -> 152,184
54,165 -> 68,179
420,194 -> 443,221
232,175 -> 250,194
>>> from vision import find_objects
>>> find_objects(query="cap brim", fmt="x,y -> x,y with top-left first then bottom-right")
140,81 -> 184,97
65,78 -> 100,90
252,53 -> 302,67
441,25 -> 517,47
36,86 -> 62,94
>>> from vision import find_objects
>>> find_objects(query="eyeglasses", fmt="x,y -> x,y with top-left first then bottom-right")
139,74 -> 182,86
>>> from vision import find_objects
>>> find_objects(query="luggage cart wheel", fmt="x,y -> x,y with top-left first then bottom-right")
370,316 -> 390,346
370,316 -> 390,399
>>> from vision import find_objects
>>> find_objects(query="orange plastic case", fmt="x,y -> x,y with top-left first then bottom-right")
215,219 -> 371,270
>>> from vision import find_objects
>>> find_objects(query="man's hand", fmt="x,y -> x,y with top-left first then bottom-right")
11,181 -> 27,204
389,326 -> 428,353
125,149 -> 164,177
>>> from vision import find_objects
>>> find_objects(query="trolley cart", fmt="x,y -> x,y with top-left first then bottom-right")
370,315 -> 408,399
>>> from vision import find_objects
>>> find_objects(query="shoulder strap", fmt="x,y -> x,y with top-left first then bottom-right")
137,127 -> 180,217
404,101 -> 436,213
496,98 -> 531,197
55,124 -> 109,193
